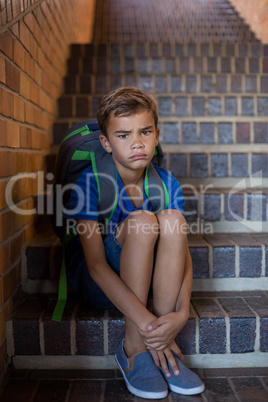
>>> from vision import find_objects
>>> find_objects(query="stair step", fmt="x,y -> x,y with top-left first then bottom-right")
63,73 -> 268,97
49,140 -> 268,184
68,43 -> 267,59
55,93 -> 268,122
23,225 -> 268,293
66,58 -> 268,75
6,292 -> 268,369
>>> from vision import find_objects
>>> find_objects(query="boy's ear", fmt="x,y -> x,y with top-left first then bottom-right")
99,134 -> 112,154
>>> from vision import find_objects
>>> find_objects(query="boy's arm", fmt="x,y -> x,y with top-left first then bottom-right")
78,220 -> 156,330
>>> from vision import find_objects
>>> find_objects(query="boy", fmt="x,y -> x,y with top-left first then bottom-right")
64,87 -> 204,399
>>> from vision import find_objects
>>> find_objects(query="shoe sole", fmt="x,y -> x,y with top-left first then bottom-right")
115,355 -> 168,400
168,382 -> 205,395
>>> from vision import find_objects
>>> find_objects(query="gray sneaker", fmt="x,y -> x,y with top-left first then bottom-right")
115,340 -> 168,399
162,355 -> 205,395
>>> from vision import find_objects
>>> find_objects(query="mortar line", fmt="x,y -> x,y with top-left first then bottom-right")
228,377 -> 243,402
215,297 -> 230,353
70,303 -> 79,355
0,1 -> 46,35
235,246 -> 240,278
242,297 -> 260,351
103,310 -> 109,355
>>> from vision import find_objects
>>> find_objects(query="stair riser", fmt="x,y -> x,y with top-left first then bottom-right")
56,94 -> 268,120
6,294 -> 268,368
65,71 -> 268,89
69,43 -> 268,59
24,238 -> 268,283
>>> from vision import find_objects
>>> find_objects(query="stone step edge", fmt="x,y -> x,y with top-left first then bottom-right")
69,42 -> 267,58
51,143 -> 268,153
10,352 -> 268,370
22,277 -> 268,295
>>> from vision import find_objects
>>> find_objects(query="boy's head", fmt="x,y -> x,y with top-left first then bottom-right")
97,87 -> 158,137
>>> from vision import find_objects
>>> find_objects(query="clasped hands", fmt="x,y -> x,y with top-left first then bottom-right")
138,311 -> 188,378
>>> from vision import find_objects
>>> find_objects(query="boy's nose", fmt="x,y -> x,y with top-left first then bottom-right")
131,141 -> 144,149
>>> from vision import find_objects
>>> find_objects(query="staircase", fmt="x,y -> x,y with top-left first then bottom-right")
6,0 -> 268,372
6,41 -> 268,371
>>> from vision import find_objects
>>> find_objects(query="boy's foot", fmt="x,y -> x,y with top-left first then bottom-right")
162,355 -> 205,395
115,340 -> 168,399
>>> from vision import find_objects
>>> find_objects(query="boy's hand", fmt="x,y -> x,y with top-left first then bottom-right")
138,311 -> 188,351
150,341 -> 183,377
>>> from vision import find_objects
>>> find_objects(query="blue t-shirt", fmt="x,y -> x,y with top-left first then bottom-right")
63,164 -> 184,232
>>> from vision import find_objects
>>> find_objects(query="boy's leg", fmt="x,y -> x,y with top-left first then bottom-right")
153,209 -> 188,317
116,210 -> 159,357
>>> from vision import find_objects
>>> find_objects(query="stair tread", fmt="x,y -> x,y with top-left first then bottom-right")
7,291 -> 268,359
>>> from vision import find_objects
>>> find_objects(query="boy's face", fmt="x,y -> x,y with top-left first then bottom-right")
99,111 -> 160,177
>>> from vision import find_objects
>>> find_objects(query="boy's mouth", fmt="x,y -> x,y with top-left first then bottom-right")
130,154 -> 147,160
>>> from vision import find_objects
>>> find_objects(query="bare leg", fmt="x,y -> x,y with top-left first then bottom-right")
153,210 -> 188,317
116,210 -> 159,357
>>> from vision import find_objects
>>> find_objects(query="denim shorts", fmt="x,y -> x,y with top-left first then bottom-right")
66,233 -> 122,309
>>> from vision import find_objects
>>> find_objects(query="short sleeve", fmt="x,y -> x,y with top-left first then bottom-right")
63,166 -> 99,221
155,166 -> 185,214
165,178 -> 185,214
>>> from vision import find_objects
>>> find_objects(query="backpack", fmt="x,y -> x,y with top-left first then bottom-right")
52,119 -> 168,321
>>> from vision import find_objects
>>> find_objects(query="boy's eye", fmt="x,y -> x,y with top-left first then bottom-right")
119,134 -> 129,139
142,130 -> 151,136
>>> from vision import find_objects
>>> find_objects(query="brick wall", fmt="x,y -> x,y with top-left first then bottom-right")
229,0 -> 268,42
0,0 -> 96,382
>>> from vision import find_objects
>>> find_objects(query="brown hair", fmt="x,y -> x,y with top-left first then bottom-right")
97,87 -> 158,137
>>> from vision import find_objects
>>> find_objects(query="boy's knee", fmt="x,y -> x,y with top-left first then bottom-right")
116,210 -> 159,245
157,210 -> 187,240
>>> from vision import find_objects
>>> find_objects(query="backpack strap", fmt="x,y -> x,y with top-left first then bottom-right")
94,150 -> 118,225
144,163 -> 169,213
52,232 -> 74,322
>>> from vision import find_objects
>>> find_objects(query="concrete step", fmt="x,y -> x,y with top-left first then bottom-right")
6,292 -> 268,370
22,224 -> 268,295
49,140 -> 268,187
63,73 -> 268,97
68,43 -> 267,60
55,93 -> 268,125
65,56 -> 268,78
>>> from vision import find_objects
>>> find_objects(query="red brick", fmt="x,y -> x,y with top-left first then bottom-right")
19,21 -> 30,51
20,72 -> 31,100
20,126 -> 32,149
33,63 -> 42,86
0,150 -> 15,177
0,180 -> 8,210
13,40 -> 25,70
14,96 -> 25,122
24,53 -> 34,78
9,232 -> 24,266
0,278 -> 3,309
0,310 -> 7,346
0,209 -> 15,243
0,242 -> 10,276
10,22 -> 19,37
0,120 -> 7,146
6,121 -> 20,148
0,31 -> 13,59
14,151 -> 27,173
2,263 -> 20,303
25,102 -> 35,125
24,12 -> 35,32
30,82 -> 39,105
0,56 -> 6,84
1,5 -> 7,26
236,122 -> 250,143
0,88 -> 14,118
